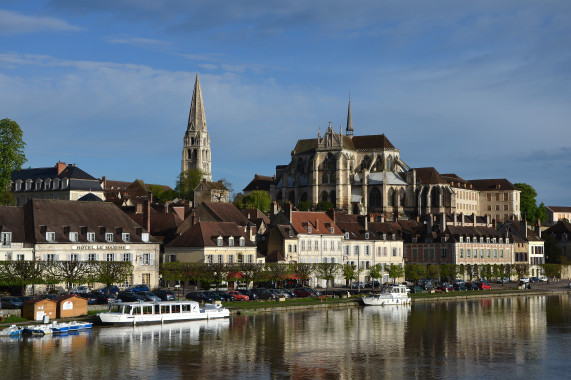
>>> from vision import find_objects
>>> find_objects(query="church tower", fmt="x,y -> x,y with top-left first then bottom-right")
346,97 -> 354,136
182,74 -> 212,181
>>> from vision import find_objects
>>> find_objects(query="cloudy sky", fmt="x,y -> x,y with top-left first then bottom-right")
1,0 -> 570,206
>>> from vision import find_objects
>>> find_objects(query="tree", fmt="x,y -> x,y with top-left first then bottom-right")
232,193 -> 244,210
540,263 -> 561,282
0,118 -> 27,205
95,261 -> 133,293
219,178 -> 233,194
237,263 -> 267,289
439,264 -> 457,282
242,190 -> 272,213
292,263 -> 314,287
342,263 -> 358,287
264,263 -> 291,288
316,201 -> 334,211
0,260 -> 44,295
201,263 -> 230,290
148,185 -> 177,204
515,183 -> 546,224
315,263 -> 341,293
45,260 -> 95,291
513,264 -> 529,280
405,264 -> 427,284
176,168 -> 204,201
297,201 -> 312,211
480,264 -> 492,281
368,264 -> 383,289
427,264 -> 440,280
388,264 -> 405,284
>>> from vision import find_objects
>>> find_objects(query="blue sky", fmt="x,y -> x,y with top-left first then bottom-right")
1,0 -> 570,206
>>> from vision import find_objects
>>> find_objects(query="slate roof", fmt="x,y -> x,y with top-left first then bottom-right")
352,134 -> 396,150
243,174 -> 275,192
23,199 -> 157,243
11,165 -> 97,181
77,193 -> 103,202
547,206 -> 571,213
413,167 -> 447,185
469,179 -> 519,191
167,221 -> 255,248
0,206 -> 26,242
241,208 -> 270,225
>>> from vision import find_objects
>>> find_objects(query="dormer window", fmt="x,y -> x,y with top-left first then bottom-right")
46,232 -> 56,242
1,232 -> 12,247
87,232 -> 95,242
307,225 -> 312,233
25,179 -> 32,190
35,179 -> 42,190
122,233 -> 130,242
365,232 -> 369,240
392,234 -> 396,240
43,179 -> 51,190
228,237 -> 235,246
52,178 -> 60,189
480,237 -> 484,243
345,232 -> 350,240
105,233 -> 114,242
486,238 -> 490,243
330,227 -> 334,234
142,233 -> 149,242
61,178 -> 69,189
459,236 -> 463,242
492,238 -> 496,243
239,237 -> 245,247
69,232 -> 78,242
466,237 -> 471,243
14,180 -> 22,191
506,238 -> 509,243
499,238 -> 503,243
217,236 -> 223,246
382,234 -> 386,240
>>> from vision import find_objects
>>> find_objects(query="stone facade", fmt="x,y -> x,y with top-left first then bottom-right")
182,74 -> 212,181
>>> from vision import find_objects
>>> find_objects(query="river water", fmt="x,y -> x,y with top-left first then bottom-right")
1,294 -> 570,379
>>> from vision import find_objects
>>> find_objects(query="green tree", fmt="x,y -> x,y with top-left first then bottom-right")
95,261 -> 133,294
515,183 -> 546,224
540,263 -> 561,282
543,233 -> 562,263
439,264 -> 457,282
316,201 -> 334,211
45,260 -> 95,291
242,190 -> 272,213
201,263 -> 230,290
264,263 -> 291,288
176,168 -> 204,201
297,201 -> 312,211
342,263 -> 358,286
514,264 -> 529,280
315,263 -> 341,293
0,118 -> 27,205
148,185 -> 177,204
427,264 -> 440,280
237,263 -> 268,289
388,264 -> 405,284
292,263 -> 314,287
0,260 -> 44,295
232,193 -> 244,210
368,264 -> 383,289
405,264 -> 427,283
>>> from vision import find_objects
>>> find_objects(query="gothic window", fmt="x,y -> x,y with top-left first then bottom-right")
288,191 -> 295,203
300,192 -> 308,202
360,155 -> 372,171
369,187 -> 382,210
322,174 -> 328,184
431,187 -> 441,207
330,173 -> 336,182
330,190 -> 336,205
388,188 -> 395,206
320,191 -> 328,202
296,158 -> 305,174
386,156 -> 393,171
191,137 -> 195,145
375,155 -> 384,172
400,189 -> 406,207
322,153 -> 336,170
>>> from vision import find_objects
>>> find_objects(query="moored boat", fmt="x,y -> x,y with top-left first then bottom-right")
97,300 -> 230,326
22,325 -> 54,336
361,284 -> 411,306
0,325 -> 23,337
49,322 -> 70,334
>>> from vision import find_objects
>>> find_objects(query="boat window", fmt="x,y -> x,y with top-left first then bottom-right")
172,305 -> 181,314
182,304 -> 191,312
160,305 -> 170,314
142,306 -> 153,314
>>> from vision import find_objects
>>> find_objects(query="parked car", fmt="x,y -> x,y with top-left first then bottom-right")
153,289 -> 176,301
539,276 -> 548,282
365,281 -> 381,288
93,286 -> 120,295
496,278 -> 510,284
118,291 -> 145,302
465,282 -> 479,291
238,289 -> 258,301
477,281 -> 492,290
136,291 -> 161,302
530,277 -> 540,283
437,282 -> 454,292
1,296 -> 24,309
227,290 -> 249,301
519,277 -> 530,284
250,288 -> 276,300
350,281 -> 365,289
96,293 -> 119,304
70,286 -> 90,295
213,291 -> 236,301
125,284 -> 150,292
453,282 -> 467,291
408,286 -> 424,293
186,291 -> 214,303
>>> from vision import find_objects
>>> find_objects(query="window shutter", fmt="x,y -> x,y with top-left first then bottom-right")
150,253 -> 154,266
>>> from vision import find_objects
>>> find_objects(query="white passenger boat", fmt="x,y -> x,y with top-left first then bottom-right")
361,284 -> 411,306
97,300 -> 230,325
22,324 -> 54,336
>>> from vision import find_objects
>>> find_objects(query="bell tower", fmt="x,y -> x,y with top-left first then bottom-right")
182,74 -> 212,181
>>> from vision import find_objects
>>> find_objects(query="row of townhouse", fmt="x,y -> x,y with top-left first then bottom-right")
0,199 -> 161,294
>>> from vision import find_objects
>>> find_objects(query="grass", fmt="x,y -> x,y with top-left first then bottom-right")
0,315 -> 28,324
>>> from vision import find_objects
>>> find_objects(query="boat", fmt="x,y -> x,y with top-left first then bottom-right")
49,322 -> 71,334
22,325 -> 54,336
361,284 -> 411,306
97,300 -> 230,326
66,321 -> 93,331
0,325 -> 23,337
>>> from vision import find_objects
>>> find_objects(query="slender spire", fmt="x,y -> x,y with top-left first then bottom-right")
187,74 -> 207,132
346,96 -> 353,136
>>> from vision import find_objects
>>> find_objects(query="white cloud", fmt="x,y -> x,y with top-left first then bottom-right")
105,35 -> 172,49
0,9 -> 82,35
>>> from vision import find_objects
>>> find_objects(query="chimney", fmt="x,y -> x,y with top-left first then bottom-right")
472,213 -> 477,226
272,201 -> 279,216
172,206 -> 185,221
101,176 -> 107,189
56,161 -> 67,174
191,213 -> 197,225
282,202 -> 293,223
485,214 -> 491,227
520,220 -> 527,238
427,214 -> 433,234
535,219 -> 542,238
440,213 -> 446,234
136,203 -> 143,214
364,215 -> 368,232
315,218 -> 319,231
143,198 -> 151,232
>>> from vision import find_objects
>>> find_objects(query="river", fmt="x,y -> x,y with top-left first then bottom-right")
1,294 -> 570,379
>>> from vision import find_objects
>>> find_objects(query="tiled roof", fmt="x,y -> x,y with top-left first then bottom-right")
242,208 -> 270,225
413,167 -> 447,185
446,225 -> 501,238
243,174 -> 275,192
469,179 -> 519,191
547,206 -> 571,213
201,202 -> 250,225
167,221 -> 255,248
0,206 -> 26,242
290,211 -> 343,235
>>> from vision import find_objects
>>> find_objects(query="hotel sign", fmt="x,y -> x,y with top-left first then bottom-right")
72,245 -> 130,250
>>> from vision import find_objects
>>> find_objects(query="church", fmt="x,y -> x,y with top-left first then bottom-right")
270,100 -> 521,223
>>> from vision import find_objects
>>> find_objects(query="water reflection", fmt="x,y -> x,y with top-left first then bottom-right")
1,295 -> 569,379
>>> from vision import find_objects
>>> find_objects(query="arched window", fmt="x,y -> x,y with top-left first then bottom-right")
431,187 -> 441,207
360,155 -> 372,171
375,155 -> 384,172
297,158 -> 305,174
330,190 -> 336,205
300,192 -> 308,202
369,187 -> 382,210
322,153 -> 336,170
191,137 -> 195,145
322,173 -> 328,184
288,191 -> 295,203
386,156 -> 393,171
320,191 -> 328,202
388,188 -> 395,206
399,189 -> 406,207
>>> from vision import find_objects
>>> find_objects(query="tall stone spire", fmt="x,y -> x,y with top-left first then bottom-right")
346,97 -> 354,136
181,74 -> 212,181
187,74 -> 207,132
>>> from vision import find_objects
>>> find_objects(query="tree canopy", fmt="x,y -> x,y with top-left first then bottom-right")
0,118 -> 26,205
176,168 -> 204,201
515,183 -> 546,224
240,190 -> 272,213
